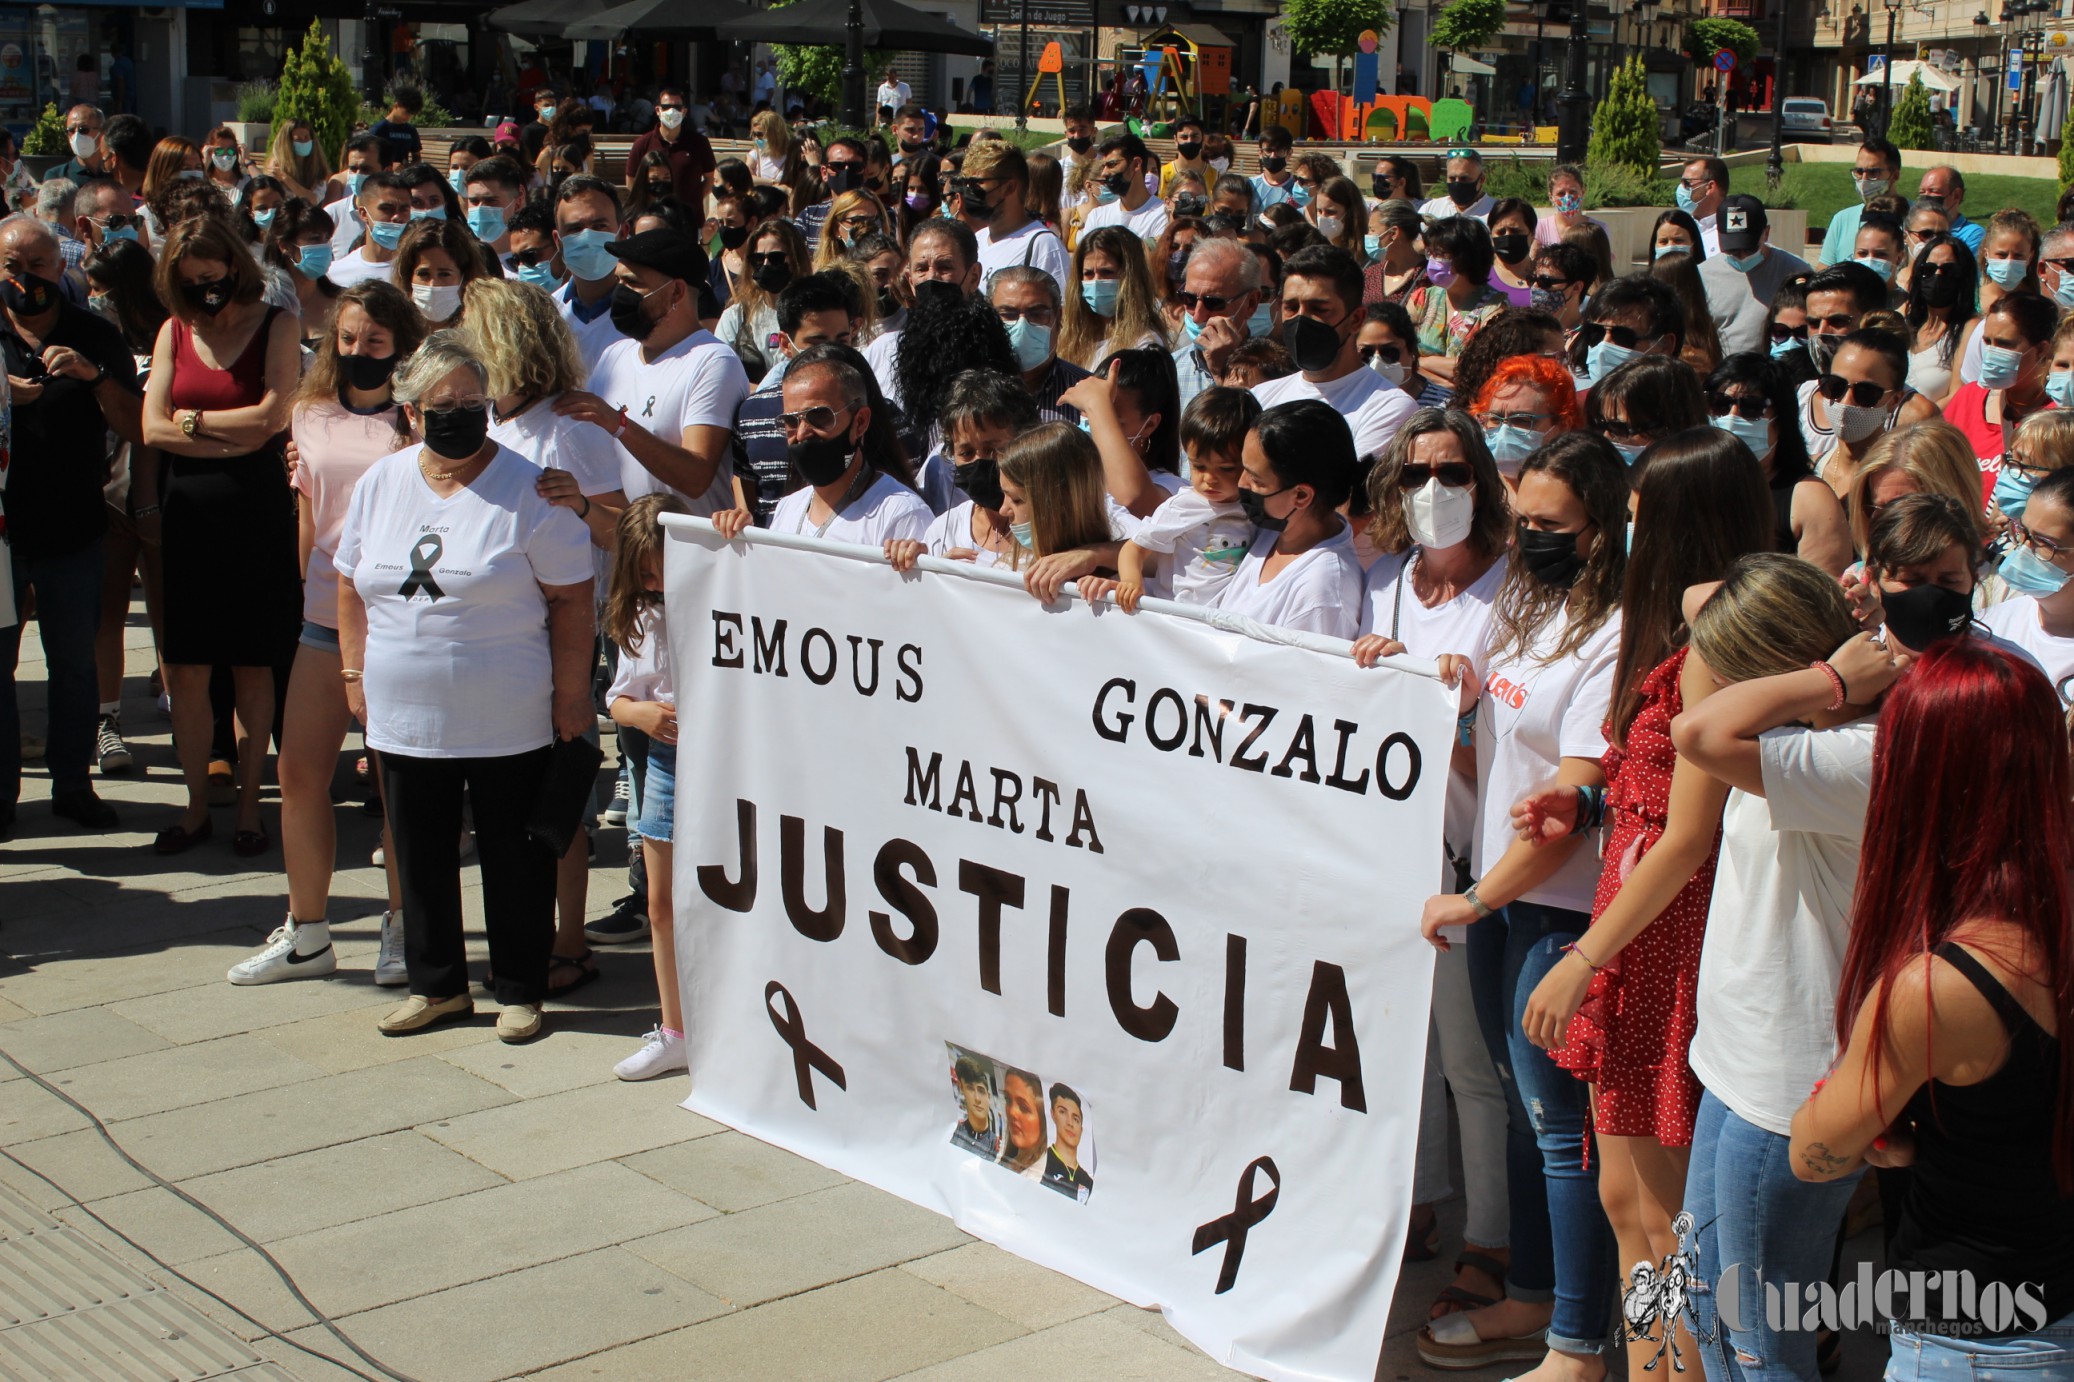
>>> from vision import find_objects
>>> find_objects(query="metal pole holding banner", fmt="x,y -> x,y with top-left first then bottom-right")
841,0 -> 866,127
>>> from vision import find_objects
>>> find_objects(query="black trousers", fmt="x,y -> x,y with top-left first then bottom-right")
380,745 -> 555,1005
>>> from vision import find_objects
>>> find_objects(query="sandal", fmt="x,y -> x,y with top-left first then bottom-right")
232,826 -> 271,858
1404,1204 -> 1440,1263
547,950 -> 600,997
1429,1250 -> 1508,1320
1416,1312 -> 1546,1371
154,818 -> 214,855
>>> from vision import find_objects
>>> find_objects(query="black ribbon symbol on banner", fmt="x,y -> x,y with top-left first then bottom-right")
397,534 -> 446,601
766,981 -> 845,1110
1190,1156 -> 1280,1294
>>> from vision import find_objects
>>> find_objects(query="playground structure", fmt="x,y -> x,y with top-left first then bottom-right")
1090,23 -> 1232,133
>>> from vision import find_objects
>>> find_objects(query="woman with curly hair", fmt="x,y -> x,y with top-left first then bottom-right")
1057,225 -> 1170,371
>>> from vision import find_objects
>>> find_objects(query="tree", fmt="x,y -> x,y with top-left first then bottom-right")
272,20 -> 359,164
1430,0 -> 1505,54
21,103 -> 65,158
1888,71 -> 1934,151
2060,90 -> 2074,190
1586,55 -> 1660,179
772,0 -> 890,110
1687,17 -> 1760,66
1281,0 -> 1395,95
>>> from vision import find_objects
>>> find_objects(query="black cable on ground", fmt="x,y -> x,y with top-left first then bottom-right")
0,1043 -> 424,1382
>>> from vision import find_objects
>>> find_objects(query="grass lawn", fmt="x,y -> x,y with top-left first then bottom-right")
1727,161 -> 2062,237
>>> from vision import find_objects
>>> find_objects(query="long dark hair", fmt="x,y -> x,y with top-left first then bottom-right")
1707,352 -> 1813,483
83,240 -> 168,355
1490,431 -> 1629,665
1095,346 -> 1181,475
1608,426 -> 1773,746
1837,638 -> 2074,1190
1903,234 -> 1978,371
234,174 -> 290,245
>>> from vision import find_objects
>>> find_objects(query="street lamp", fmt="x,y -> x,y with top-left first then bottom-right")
1554,0 -> 1590,164
1975,9 -> 1994,147
1883,0 -> 1902,136
1768,0 -> 1792,187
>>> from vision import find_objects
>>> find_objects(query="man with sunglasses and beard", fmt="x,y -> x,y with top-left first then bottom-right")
1699,195 -> 1809,356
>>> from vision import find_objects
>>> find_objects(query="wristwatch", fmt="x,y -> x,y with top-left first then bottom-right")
1463,885 -> 1495,920
180,409 -> 200,437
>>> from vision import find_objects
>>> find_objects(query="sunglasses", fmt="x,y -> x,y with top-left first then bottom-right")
1481,411 -> 1549,430
1175,290 -> 1242,312
1529,275 -> 1572,292
1768,323 -> 1809,343
91,213 -> 141,232
1577,321 -> 1657,350
995,304 -> 1057,325
1817,373 -> 1893,408
505,249 -> 552,270
824,158 -> 865,172
1708,391 -> 1773,420
1358,343 -> 1403,364
747,251 -> 788,268
1398,462 -> 1474,488
776,403 -> 852,432
1597,420 -> 1654,443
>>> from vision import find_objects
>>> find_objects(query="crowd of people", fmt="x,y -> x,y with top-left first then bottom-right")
3,85 -> 2071,1380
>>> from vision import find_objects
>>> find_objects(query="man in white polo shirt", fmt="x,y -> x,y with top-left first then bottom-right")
1079,132 -> 1171,245
1250,244 -> 1416,460
554,228 -> 748,516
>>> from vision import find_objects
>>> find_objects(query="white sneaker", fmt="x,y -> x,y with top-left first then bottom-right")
601,775 -> 630,827
227,919 -> 336,985
371,842 -> 385,868
614,1027 -> 688,1081
374,911 -> 408,986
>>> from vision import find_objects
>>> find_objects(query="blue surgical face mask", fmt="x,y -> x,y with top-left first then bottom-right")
1181,311 -> 1205,342
1484,424 -> 1541,473
466,205 -> 508,243
1770,335 -> 1806,362
559,227 -> 617,283
1093,182 -> 1119,205
516,261 -> 565,294
1995,464 -> 2040,523
1853,253 -> 1895,282
1725,249 -> 1766,274
101,225 -> 138,246
1291,181 -> 1311,208
252,207 -> 278,231
1005,316 -> 1052,372
410,203 -> 446,222
2001,543 -> 2073,597
293,139 -> 315,158
1674,183 -> 1697,215
1362,233 -> 1380,260
1010,520 -> 1035,547
1081,277 -> 1119,316
1986,257 -> 2030,289
297,244 -> 334,279
1612,439 -> 1648,467
1712,410 -> 1773,459
1979,342 -> 2027,391
2055,269 -> 2074,312
448,168 -> 467,194
347,171 -> 367,198
2048,369 -> 2074,409
1653,243 -> 1688,260
1246,302 -> 1273,338
1586,337 -> 1639,383
368,219 -> 406,251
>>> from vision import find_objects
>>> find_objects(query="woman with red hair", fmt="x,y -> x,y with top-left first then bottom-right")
1790,638 -> 2074,1375
1471,353 -> 1582,484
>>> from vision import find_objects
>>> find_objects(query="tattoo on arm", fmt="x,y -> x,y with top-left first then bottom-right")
1802,1142 -> 1852,1178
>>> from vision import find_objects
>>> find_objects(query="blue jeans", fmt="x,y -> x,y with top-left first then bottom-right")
1886,1312 -> 2074,1381
0,538 -> 105,803
1467,898 -> 1618,1354
1683,1089 -> 1862,1382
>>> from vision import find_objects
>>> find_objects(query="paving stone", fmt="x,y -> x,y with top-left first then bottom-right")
263,1160 -> 716,1316
891,1309 -> 1241,1380
0,1006 -> 171,1077
526,1268 -> 1024,1382
625,1180 -> 972,1308
177,1247 -> 326,1340
436,1025 -> 651,1098
0,929 -> 262,1016
180,1130 -> 505,1243
322,1247 -> 728,1382
417,1080 -> 721,1180
111,965 -> 394,1045
55,1184 -> 247,1267
2,1128 -> 154,1204
259,999 -> 497,1075
0,1077 -> 89,1144
898,1242 -> 1115,1330
105,1055 -> 514,1180
0,993 -> 39,1023
621,1129 -> 847,1213
262,1326 -> 396,1382
44,1033 -> 327,1122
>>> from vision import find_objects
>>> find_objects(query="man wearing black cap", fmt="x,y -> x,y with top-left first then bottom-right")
554,227 -> 749,516
1698,193 -> 1810,357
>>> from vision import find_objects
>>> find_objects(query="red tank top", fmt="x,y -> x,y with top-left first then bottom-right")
168,306 -> 280,413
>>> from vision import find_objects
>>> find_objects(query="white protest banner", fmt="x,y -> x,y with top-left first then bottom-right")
663,517 -> 1453,1381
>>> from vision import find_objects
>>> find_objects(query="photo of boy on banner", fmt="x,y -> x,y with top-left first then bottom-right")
947,1046 -> 1003,1161
1041,1083 -> 1094,1202
945,1043 -> 1097,1201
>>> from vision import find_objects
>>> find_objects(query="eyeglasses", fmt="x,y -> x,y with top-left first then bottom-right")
824,158 -> 865,172
1577,321 -> 1658,350
89,213 -> 140,232
1597,420 -> 1655,443
1850,167 -> 1892,181
995,304 -> 1057,326
1816,373 -> 1893,408
1708,391 -> 1773,420
747,251 -> 788,268
420,396 -> 489,415
1293,175 -> 1320,189
65,123 -> 100,137
777,403 -> 853,432
1677,176 -> 1712,191
2012,518 -> 2071,561
1397,462 -> 1474,488
837,215 -> 883,233
2044,258 -> 2074,275
1481,411 -> 1549,430
657,102 -> 687,112
1768,323 -> 1809,343
1358,343 -> 1403,365
1528,275 -> 1572,292
1174,290 -> 1243,313
2006,451 -> 2053,480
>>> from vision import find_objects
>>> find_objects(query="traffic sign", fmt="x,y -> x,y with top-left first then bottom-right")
2011,66 -> 2024,93
1714,48 -> 1736,73
1866,54 -> 1886,72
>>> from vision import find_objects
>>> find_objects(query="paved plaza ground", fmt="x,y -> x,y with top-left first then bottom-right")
0,601 -> 1888,1380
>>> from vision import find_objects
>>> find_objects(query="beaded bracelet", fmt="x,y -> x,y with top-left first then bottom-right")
1810,659 -> 1847,711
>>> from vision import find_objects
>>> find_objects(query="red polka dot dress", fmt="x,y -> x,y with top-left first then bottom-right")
1554,647 -> 1720,1147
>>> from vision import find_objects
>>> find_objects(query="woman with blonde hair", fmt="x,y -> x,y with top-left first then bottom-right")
998,421 -> 1117,576
814,189 -> 893,269
264,119 -> 332,205
1847,418 -> 1988,557
748,109 -> 798,186
1058,225 -> 1170,372
140,135 -> 204,240
391,217 -> 488,330
717,217 -> 812,383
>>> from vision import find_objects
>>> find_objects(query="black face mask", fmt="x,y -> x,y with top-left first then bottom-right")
826,165 -> 863,195
752,261 -> 792,294
876,286 -> 900,317
899,137 -> 926,153
645,182 -> 672,201
1280,313 -> 1344,374
181,279 -> 234,317
1881,582 -> 1974,652
1447,178 -> 1482,207
1175,141 -> 1202,161
0,273 -> 58,316
421,402 -> 489,460
1065,135 -> 1093,155
609,283 -> 662,341
1260,155 -> 1287,174
1491,231 -> 1531,265
1237,485 -> 1291,532
912,278 -> 963,310
1518,526 -> 1586,588
954,457 -> 1003,510
789,429 -> 855,487
1920,272 -> 1962,309
718,224 -> 751,251
1101,171 -> 1134,199
343,353 -> 398,391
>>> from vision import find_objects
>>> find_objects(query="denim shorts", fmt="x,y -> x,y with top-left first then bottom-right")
635,739 -> 675,843
299,620 -> 341,653
1886,1311 -> 2074,1381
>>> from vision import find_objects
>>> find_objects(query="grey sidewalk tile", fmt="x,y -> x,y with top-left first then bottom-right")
177,1248 -> 326,1341
55,1185 -> 248,1268
111,962 -> 391,1046
890,1309 -> 1239,1380
43,1033 -> 328,1122
416,1080 -> 721,1180
624,1180 -> 973,1309
180,1130 -> 505,1243
323,1246 -> 729,1382
260,1000 -> 496,1075
898,1242 -> 1115,1331
436,1027 -> 651,1099
620,1129 -> 846,1213
3,1128 -> 156,1205
526,1268 -> 1025,1382
0,928 -> 264,1016
0,1008 -> 170,1076
263,1327 -> 397,1382
263,1160 -> 717,1317
0,995 -> 32,1024
105,1055 -> 515,1180
0,1077 -> 90,1144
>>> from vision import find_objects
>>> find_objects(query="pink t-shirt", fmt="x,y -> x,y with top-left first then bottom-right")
1534,210 -> 1609,246
292,399 -> 416,627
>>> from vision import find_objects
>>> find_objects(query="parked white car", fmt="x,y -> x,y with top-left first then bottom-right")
1780,97 -> 1835,143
